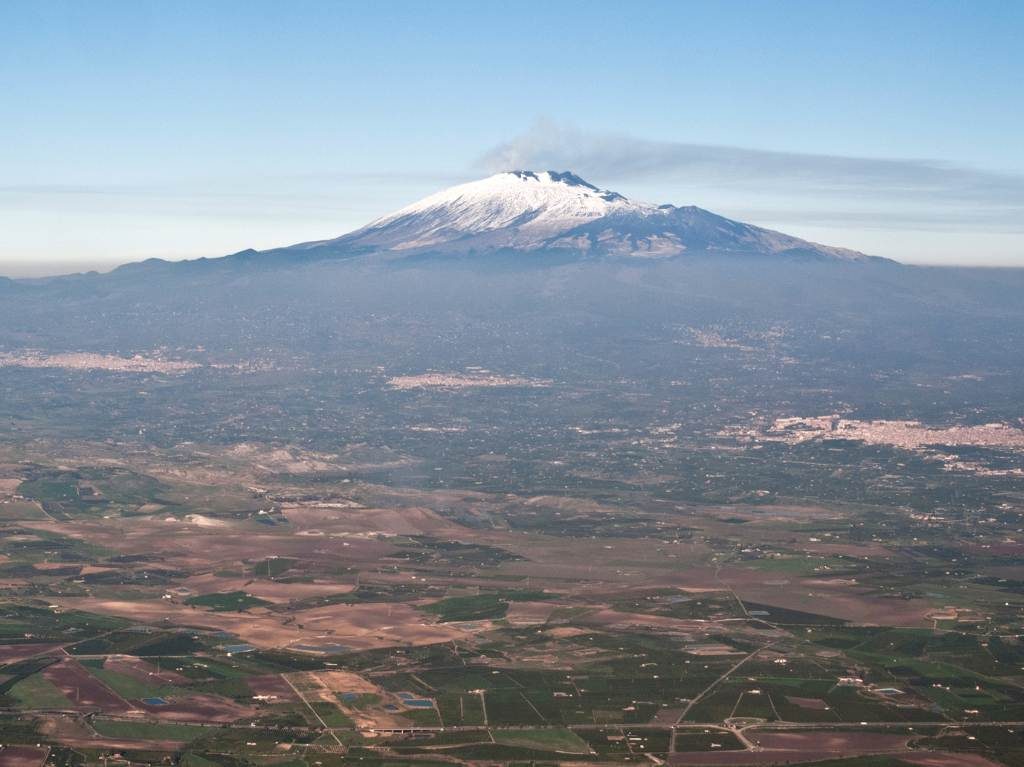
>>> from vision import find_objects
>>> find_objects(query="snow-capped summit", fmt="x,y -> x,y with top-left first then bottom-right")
299,170 -> 653,255
365,170 -> 643,245
283,171 -> 878,263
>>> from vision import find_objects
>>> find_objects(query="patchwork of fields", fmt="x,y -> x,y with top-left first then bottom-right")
0,436 -> 1022,767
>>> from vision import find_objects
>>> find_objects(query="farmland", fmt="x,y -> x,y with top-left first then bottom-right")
0,260 -> 1023,766
0,433 -> 1022,767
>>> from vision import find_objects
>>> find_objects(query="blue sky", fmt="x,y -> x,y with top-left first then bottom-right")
2,0 -> 1022,273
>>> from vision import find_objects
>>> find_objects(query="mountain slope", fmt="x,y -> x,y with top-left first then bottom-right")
276,170 -> 883,264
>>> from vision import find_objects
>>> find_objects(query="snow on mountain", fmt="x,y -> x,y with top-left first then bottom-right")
283,170 -> 877,262
354,171 -> 647,249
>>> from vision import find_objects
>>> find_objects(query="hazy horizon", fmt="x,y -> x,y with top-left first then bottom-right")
2,0 -> 1022,270
3,164 -> 1024,277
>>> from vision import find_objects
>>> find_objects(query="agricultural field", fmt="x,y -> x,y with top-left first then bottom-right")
0,266 -> 1023,767
0,435 -> 1021,767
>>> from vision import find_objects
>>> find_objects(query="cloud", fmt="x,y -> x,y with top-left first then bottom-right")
477,121 -> 1024,218
0,171 -> 463,222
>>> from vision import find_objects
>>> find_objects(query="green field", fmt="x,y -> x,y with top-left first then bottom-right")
9,674 -> 74,709
423,594 -> 509,622
493,727 -> 592,753
308,700 -> 355,727
90,719 -> 209,741
184,591 -> 272,612
0,501 -> 47,520
82,663 -> 190,701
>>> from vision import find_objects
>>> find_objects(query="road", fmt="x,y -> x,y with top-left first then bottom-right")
675,644 -> 772,724
23,713 -> 1014,734
281,674 -> 347,750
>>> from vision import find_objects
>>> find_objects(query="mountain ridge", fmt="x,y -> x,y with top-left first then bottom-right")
279,170 -> 886,264
13,171 -> 896,284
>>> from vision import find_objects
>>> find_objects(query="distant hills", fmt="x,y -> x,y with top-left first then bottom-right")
15,169 -> 1024,371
